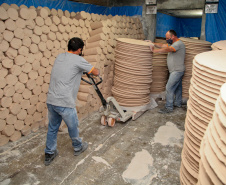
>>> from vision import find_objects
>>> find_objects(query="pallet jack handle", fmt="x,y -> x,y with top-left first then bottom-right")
81,72 -> 107,108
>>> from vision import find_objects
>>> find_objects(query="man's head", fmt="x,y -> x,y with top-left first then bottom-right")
165,30 -> 177,45
68,37 -> 84,55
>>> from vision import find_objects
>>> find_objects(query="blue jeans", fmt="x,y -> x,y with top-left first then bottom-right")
45,104 -> 82,154
165,71 -> 184,110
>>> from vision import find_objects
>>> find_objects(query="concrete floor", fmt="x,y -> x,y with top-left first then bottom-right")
0,101 -> 186,185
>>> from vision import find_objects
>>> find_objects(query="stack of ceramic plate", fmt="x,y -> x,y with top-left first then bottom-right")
180,50 -> 226,184
112,38 -> 153,107
155,38 -> 166,44
211,40 -> 226,50
149,38 -> 168,93
197,83 -> 226,185
179,38 -> 212,99
150,53 -> 168,93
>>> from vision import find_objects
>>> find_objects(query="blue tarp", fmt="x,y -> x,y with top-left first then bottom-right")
179,18 -> 202,38
2,0 -> 225,43
156,12 -> 179,37
109,6 -> 142,16
0,0 -> 142,16
156,12 -> 202,38
157,0 -> 226,43
205,0 -> 226,43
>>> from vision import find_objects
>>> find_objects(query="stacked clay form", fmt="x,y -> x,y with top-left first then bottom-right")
112,38 -> 153,107
180,50 -> 226,185
211,40 -> 226,50
64,14 -> 144,130
154,38 -> 166,44
83,15 -> 144,104
0,5 -> 52,146
179,38 -> 212,99
150,53 -> 168,93
0,3 -> 145,146
197,83 -> 226,185
150,38 -> 168,94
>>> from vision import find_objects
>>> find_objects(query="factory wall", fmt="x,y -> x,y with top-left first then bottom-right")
156,12 -> 202,38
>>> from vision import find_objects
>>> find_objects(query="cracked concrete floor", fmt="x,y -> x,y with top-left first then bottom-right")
0,101 -> 186,185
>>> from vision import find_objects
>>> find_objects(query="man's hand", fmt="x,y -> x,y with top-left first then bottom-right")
91,68 -> 99,76
145,40 -> 152,43
149,43 -> 155,52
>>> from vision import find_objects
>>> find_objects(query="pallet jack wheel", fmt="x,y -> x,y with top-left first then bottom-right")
108,117 -> 116,127
101,115 -> 107,126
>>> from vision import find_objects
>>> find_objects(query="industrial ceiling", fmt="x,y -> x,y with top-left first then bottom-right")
69,0 -> 205,18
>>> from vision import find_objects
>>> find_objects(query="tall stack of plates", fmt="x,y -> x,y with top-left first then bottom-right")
155,37 -> 166,44
150,53 -> 168,93
112,38 -> 153,107
211,40 -> 226,50
180,50 -> 226,185
150,38 -> 168,94
179,38 -> 212,99
197,83 -> 226,185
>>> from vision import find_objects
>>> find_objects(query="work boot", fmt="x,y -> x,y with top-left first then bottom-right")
74,142 -> 88,156
158,107 -> 173,114
174,104 -> 182,108
44,150 -> 58,166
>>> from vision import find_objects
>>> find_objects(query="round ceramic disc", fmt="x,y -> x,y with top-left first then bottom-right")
117,38 -> 152,46
195,50 -> 226,74
211,40 -> 226,50
180,37 -> 212,45
220,83 -> 226,105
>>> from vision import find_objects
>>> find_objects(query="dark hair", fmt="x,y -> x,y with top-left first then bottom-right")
168,30 -> 177,36
68,37 -> 84,52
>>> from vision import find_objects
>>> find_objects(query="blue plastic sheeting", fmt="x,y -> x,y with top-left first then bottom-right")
109,6 -> 142,16
156,12 -> 202,38
205,0 -> 226,43
0,0 -> 142,16
179,18 -> 202,38
156,12 -> 179,37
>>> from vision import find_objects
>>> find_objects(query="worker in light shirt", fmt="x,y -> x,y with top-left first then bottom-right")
149,30 -> 186,113
44,37 -> 99,165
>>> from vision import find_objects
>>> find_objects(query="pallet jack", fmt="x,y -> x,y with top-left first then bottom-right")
81,72 -> 133,127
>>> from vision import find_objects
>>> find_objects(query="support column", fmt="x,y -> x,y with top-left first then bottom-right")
142,4 -> 157,42
200,9 -> 206,40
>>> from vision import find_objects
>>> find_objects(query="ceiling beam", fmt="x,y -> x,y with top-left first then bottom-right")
69,0 -> 110,7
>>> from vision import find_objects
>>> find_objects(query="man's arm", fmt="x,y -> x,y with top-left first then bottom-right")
145,40 -> 168,48
81,57 -> 100,76
90,68 -> 99,76
150,44 -> 175,54
87,67 -> 99,76
153,43 -> 168,48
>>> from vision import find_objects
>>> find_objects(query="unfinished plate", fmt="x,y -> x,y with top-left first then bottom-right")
211,40 -> 226,50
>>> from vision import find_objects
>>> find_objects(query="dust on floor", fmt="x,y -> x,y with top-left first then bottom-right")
0,101 -> 186,185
